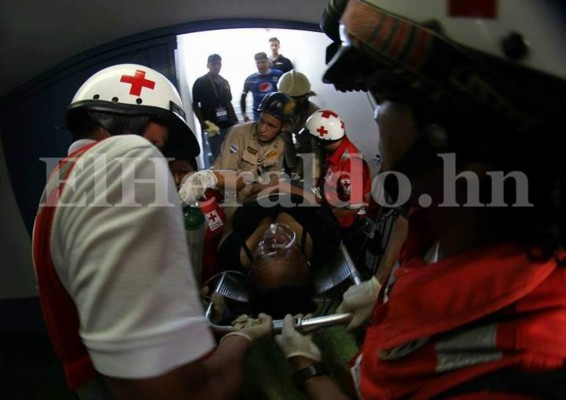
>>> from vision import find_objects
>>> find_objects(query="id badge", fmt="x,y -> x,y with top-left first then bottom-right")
215,107 -> 229,122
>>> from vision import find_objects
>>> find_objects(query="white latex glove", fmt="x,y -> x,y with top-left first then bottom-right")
336,276 -> 381,331
178,170 -> 218,205
275,314 -> 321,362
219,313 -> 273,346
237,313 -> 273,342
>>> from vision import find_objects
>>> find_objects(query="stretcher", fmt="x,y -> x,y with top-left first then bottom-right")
205,241 -> 361,332
204,241 -> 362,399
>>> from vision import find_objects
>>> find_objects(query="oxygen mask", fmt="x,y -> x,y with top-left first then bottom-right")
254,223 -> 297,260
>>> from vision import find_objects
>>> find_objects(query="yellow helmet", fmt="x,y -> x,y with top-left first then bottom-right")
278,70 -> 316,97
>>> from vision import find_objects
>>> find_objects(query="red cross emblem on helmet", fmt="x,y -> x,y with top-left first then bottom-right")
317,126 -> 328,137
305,109 -> 345,141
120,70 -> 156,96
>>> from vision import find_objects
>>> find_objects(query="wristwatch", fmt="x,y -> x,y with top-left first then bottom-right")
292,362 -> 329,390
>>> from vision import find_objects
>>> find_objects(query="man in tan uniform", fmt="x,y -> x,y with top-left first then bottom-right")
214,91 -> 295,202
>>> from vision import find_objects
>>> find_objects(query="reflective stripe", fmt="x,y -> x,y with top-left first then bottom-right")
436,350 -> 502,373
436,323 -> 497,351
377,323 -> 503,371
349,353 -> 364,400
435,323 -> 502,372
379,337 -> 430,360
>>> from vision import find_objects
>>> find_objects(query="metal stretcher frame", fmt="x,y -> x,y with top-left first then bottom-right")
205,242 -> 360,333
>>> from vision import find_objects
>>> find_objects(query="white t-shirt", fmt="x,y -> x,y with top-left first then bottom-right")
50,135 -> 215,379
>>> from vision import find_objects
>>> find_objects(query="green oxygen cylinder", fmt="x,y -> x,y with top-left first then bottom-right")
183,203 -> 206,285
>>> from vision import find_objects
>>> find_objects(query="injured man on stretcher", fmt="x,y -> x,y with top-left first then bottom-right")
179,169 -> 343,320
216,191 -> 342,320
177,172 -> 359,399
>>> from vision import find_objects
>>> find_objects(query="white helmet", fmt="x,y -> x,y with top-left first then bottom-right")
278,70 -> 315,98
66,63 -> 199,157
302,109 -> 345,142
321,0 -> 566,127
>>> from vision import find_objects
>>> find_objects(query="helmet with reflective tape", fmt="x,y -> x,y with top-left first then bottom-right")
65,63 -> 199,157
321,0 -> 566,128
257,92 -> 295,122
278,70 -> 315,98
302,109 -> 345,142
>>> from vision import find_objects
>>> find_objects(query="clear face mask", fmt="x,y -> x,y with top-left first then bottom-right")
254,223 -> 297,260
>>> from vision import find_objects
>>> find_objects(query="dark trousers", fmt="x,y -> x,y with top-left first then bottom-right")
207,128 -> 229,162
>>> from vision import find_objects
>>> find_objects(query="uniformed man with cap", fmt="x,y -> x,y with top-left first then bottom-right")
213,91 -> 295,203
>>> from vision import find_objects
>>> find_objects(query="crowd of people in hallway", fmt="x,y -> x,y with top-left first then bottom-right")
32,1 -> 566,399
193,36 -> 304,167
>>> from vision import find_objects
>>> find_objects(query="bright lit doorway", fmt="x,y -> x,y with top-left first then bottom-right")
176,27 -> 378,172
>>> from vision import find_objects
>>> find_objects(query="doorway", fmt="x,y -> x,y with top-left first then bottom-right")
176,27 -> 378,172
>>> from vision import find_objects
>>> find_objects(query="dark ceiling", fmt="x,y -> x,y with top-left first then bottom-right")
0,0 -> 327,100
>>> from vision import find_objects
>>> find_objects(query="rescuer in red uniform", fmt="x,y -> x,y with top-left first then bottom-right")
274,1 -> 566,398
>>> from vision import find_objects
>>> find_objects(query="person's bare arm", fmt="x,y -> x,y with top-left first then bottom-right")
105,317 -> 272,400
192,83 -> 206,129
290,357 -> 351,400
275,316 -> 351,400
103,337 -> 247,399
192,102 -> 206,129
212,169 -> 251,192
240,82 -> 250,121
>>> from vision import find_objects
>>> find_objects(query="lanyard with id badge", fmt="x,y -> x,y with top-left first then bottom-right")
209,75 -> 230,123
215,106 -> 229,122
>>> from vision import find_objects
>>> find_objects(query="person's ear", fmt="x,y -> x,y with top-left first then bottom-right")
281,122 -> 291,132
93,125 -> 111,140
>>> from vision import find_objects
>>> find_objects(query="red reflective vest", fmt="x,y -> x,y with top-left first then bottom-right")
358,212 -> 566,399
32,142 -> 100,390
322,137 -> 371,228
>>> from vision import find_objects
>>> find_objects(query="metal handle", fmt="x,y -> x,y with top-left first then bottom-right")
205,302 -> 353,334
272,312 -> 353,333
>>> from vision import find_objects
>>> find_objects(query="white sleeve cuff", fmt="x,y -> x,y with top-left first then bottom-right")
87,316 -> 215,379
